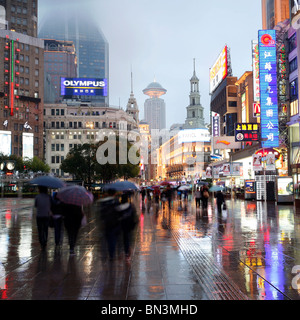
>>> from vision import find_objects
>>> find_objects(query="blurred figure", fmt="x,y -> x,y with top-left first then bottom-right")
34,186 -> 52,251
215,190 -> 225,214
195,187 -> 201,208
153,187 -> 160,204
99,189 -> 121,260
117,193 -> 138,262
51,192 -> 64,247
202,185 -> 209,210
63,203 -> 84,255
165,185 -> 173,209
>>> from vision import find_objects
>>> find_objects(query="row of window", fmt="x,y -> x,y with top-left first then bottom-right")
51,144 -> 82,152
48,121 -> 118,129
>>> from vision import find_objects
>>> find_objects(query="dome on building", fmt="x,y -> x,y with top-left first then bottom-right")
143,80 -> 167,98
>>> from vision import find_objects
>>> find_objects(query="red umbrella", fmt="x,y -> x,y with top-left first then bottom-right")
56,185 -> 93,206
160,181 -> 170,186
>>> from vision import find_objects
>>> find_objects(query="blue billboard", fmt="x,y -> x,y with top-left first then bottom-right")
258,30 -> 279,148
61,78 -> 108,96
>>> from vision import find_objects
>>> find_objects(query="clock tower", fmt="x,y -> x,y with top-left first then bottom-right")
183,59 -> 205,129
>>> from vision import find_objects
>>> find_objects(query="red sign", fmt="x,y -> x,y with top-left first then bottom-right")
253,103 -> 260,117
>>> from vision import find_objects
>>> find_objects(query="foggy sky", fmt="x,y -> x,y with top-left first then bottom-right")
39,0 -> 262,129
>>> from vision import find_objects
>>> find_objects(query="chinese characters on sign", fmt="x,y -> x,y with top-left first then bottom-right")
252,40 -> 260,102
235,123 -> 259,142
258,30 -> 279,148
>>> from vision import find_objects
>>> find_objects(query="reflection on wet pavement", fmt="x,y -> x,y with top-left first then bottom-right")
0,196 -> 300,300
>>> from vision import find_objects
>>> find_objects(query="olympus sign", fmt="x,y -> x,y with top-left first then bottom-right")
63,80 -> 106,87
61,77 -> 107,96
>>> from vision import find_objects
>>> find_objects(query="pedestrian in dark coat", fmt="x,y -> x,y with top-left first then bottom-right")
117,193 -> 138,261
215,191 -> 225,214
62,203 -> 83,255
34,186 -> 52,250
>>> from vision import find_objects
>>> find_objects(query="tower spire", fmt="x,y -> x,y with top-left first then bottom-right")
131,65 -> 133,94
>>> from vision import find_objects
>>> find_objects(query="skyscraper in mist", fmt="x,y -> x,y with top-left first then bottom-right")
38,2 -> 109,104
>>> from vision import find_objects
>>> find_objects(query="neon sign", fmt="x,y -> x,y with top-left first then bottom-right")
258,30 -> 279,148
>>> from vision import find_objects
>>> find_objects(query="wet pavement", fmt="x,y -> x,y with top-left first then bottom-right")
0,195 -> 300,300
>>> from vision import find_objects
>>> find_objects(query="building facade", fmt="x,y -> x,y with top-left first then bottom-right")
0,2 -> 44,159
262,0 -> 289,29
44,39 -> 77,103
44,102 -> 139,177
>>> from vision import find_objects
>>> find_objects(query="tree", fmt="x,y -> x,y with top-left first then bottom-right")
60,136 -> 140,183
23,157 -> 50,173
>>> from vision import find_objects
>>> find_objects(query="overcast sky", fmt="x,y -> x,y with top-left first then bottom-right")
39,0 -> 262,129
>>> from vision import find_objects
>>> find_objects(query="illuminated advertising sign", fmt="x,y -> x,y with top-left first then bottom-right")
252,40 -> 260,102
209,46 -> 228,94
235,123 -> 259,142
22,132 -> 33,159
0,130 -> 11,156
253,102 -> 261,118
213,136 -> 241,150
258,30 -> 279,148
277,177 -> 293,196
178,129 -> 210,144
61,78 -> 108,96
212,112 -> 220,137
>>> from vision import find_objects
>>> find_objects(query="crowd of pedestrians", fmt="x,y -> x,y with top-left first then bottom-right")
33,181 -> 226,260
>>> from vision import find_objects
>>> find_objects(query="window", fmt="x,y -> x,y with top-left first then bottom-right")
61,144 -> 64,151
51,109 -> 55,116
290,57 -> 298,73
290,79 -> 298,102
51,156 -> 55,164
290,100 -> 299,116
289,33 -> 297,52
51,144 -> 55,151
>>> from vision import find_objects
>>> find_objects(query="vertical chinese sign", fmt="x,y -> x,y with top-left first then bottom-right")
258,30 -> 279,148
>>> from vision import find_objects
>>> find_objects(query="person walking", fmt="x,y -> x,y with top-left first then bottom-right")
195,187 -> 201,208
215,190 -> 225,214
34,186 -> 52,251
51,192 -> 64,247
62,203 -> 84,255
165,184 -> 173,209
202,185 -> 209,210
99,189 -> 121,260
117,193 -> 138,262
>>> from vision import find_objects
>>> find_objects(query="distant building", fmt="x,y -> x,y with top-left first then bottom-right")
44,39 -> 77,103
38,3 -> 109,104
143,80 -> 166,131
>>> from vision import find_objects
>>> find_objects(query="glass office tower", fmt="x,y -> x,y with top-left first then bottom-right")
38,3 -> 109,104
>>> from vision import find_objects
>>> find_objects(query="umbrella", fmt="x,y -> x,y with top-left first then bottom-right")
56,185 -> 94,206
103,181 -> 138,191
178,185 -> 190,191
209,185 -> 224,192
160,181 -> 170,186
198,181 -> 208,185
29,176 -> 65,189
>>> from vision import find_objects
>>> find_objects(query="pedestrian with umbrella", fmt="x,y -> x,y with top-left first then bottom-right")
34,186 -> 52,251
56,185 -> 93,255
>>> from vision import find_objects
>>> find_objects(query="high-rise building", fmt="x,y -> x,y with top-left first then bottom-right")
44,39 -> 77,103
38,2 -> 109,104
0,1 -> 44,159
261,0 -> 289,29
183,59 -> 206,129
143,80 -> 166,131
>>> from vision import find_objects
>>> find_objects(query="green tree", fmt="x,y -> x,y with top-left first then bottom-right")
60,136 -> 140,183
24,156 -> 50,173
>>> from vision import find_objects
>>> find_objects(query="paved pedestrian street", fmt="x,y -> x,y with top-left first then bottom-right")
0,196 -> 300,303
